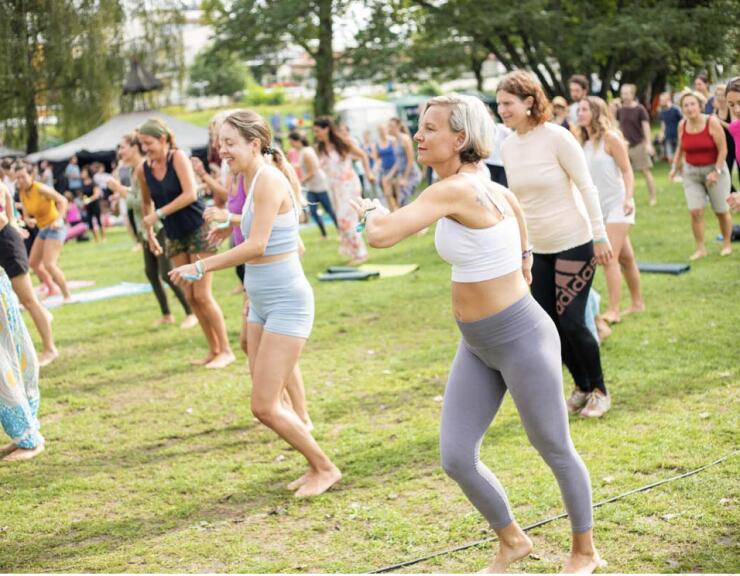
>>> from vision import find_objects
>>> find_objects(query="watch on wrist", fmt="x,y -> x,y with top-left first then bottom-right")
714,167 -> 724,175
156,208 -> 166,220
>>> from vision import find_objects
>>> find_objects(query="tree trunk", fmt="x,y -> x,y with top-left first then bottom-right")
25,94 -> 39,154
314,0 -> 334,117
471,53 -> 484,92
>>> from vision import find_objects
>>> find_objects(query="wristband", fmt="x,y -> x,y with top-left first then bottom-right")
355,206 -> 377,233
182,260 -> 205,282
156,208 -> 166,220
213,216 -> 232,230
714,166 -> 724,175
594,237 -> 609,245
522,248 -> 533,260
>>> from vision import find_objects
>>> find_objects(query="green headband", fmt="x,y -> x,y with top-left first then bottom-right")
138,119 -> 168,140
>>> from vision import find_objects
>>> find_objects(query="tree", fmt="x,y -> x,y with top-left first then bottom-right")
0,0 -> 125,153
202,0 -> 351,116
188,46 -> 247,98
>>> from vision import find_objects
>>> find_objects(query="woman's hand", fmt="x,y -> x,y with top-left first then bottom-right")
24,216 -> 37,229
350,197 -> 376,219
705,170 -> 719,187
204,206 -> 229,224
49,217 -> 64,230
147,230 -> 163,256
594,239 -> 613,265
169,263 -> 199,287
142,211 -> 159,228
623,197 -> 635,216
207,225 -> 232,247
191,157 -> 206,178
397,176 -> 406,188
366,171 -> 376,184
522,254 -> 533,285
668,165 -> 678,181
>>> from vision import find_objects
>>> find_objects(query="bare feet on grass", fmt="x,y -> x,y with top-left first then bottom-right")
180,314 -> 199,330
287,470 -> 311,491
294,466 -> 342,498
600,311 -> 620,324
562,550 -> 607,574
38,347 -> 59,367
205,352 -> 236,369
480,534 -> 533,573
191,355 -> 215,366
622,302 -> 645,317
3,443 -> 45,462
0,442 -> 16,457
154,314 -> 175,327
689,249 -> 707,261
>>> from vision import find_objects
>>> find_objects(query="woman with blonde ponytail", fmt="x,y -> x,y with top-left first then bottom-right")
170,110 -> 340,497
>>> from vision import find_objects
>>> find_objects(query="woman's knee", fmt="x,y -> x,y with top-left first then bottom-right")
251,398 -> 278,426
689,208 -> 704,220
440,440 -> 474,481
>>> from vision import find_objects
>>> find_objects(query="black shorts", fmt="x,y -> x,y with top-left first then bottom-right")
0,225 -> 30,279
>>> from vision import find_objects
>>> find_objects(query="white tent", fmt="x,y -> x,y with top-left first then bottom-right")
335,97 -> 397,143
26,110 -> 209,163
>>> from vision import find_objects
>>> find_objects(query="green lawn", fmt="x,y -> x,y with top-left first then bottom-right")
1,165 -> 738,573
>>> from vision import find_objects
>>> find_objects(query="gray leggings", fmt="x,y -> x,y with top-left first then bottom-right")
440,294 -> 593,533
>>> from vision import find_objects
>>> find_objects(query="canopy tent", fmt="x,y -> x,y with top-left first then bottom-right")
26,110 -> 209,166
335,97 -> 397,143
0,146 -> 25,159
123,59 -> 163,95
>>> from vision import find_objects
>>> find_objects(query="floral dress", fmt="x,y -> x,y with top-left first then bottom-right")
320,149 -> 368,261
0,266 -> 42,449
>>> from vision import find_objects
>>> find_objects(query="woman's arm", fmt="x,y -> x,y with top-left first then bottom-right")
354,180 -> 455,248
555,129 -> 612,263
348,141 -> 375,182
91,185 -> 103,202
500,188 -> 533,284
605,131 -> 635,212
706,116 -> 728,186
37,183 -> 68,218
193,156 -> 228,202
301,148 -> 319,183
170,168 -> 285,281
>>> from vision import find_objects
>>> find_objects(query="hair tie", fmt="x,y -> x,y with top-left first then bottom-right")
262,145 -> 274,155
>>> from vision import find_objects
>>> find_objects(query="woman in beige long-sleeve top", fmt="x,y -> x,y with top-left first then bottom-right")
498,71 -> 614,419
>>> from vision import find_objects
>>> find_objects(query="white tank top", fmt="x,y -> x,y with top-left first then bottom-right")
434,173 -> 522,283
583,138 -> 626,211
299,148 -> 330,192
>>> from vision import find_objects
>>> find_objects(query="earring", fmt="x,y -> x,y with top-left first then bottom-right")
526,109 -> 532,116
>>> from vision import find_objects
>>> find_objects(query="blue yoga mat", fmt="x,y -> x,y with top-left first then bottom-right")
43,282 -> 153,309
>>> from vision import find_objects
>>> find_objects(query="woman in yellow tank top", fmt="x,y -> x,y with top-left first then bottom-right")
15,162 -> 72,303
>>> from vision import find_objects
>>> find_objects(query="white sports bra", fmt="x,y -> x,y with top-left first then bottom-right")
434,173 -> 522,283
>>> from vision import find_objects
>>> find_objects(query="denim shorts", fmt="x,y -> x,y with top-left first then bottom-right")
37,221 -> 66,242
244,254 -> 314,339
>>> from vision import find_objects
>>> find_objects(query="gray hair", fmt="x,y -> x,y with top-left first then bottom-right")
421,93 -> 495,163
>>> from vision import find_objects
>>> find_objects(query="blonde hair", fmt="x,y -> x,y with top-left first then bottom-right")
678,90 -> 706,109
223,109 -> 301,196
421,93 -> 495,163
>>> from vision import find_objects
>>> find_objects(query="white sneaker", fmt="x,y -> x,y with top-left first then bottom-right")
580,390 -> 611,418
566,388 -> 589,414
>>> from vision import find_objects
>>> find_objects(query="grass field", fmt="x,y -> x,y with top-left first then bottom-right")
1,165 -> 738,573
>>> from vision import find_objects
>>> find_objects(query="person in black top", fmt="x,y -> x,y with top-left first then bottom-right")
136,118 -> 234,369
80,166 -> 105,242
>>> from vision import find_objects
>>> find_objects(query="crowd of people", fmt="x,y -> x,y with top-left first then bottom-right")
0,67 -> 737,572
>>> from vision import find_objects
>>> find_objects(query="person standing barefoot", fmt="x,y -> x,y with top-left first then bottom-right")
353,93 -> 604,573
171,110 -> 339,497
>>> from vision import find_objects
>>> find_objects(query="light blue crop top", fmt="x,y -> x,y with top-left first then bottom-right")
240,166 -> 300,256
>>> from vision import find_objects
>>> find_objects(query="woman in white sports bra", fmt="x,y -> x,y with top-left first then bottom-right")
352,94 -> 604,574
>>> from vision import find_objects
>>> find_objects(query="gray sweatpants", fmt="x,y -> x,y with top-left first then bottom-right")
440,294 -> 593,533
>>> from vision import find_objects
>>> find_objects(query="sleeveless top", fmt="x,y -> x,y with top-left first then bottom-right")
298,148 -> 330,192
434,173 -> 521,283
21,181 -> 58,228
392,139 -> 407,173
584,138 -> 627,211
681,117 -> 718,166
228,175 -> 246,245
240,166 -> 300,257
377,140 -> 396,171
143,152 -> 205,240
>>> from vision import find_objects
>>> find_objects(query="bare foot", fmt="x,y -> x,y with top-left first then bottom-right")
3,444 -> 45,462
180,314 -> 199,330
191,355 -> 215,366
601,311 -> 620,324
648,197 -> 657,207
0,442 -> 17,457
562,550 -> 607,574
287,471 -> 311,491
596,318 -> 611,343
38,348 -> 59,368
205,352 -> 236,369
689,250 -> 707,261
720,246 -> 732,256
480,534 -> 533,573
154,314 -> 175,327
348,257 -> 368,266
622,303 -> 645,316
294,466 -> 342,497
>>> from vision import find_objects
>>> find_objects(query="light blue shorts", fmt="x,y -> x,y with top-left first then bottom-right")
38,221 -> 66,242
244,254 -> 314,339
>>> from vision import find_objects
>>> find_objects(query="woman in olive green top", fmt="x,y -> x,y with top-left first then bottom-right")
108,134 -> 196,328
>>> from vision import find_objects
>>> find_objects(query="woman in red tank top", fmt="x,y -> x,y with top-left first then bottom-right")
669,91 -> 732,258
